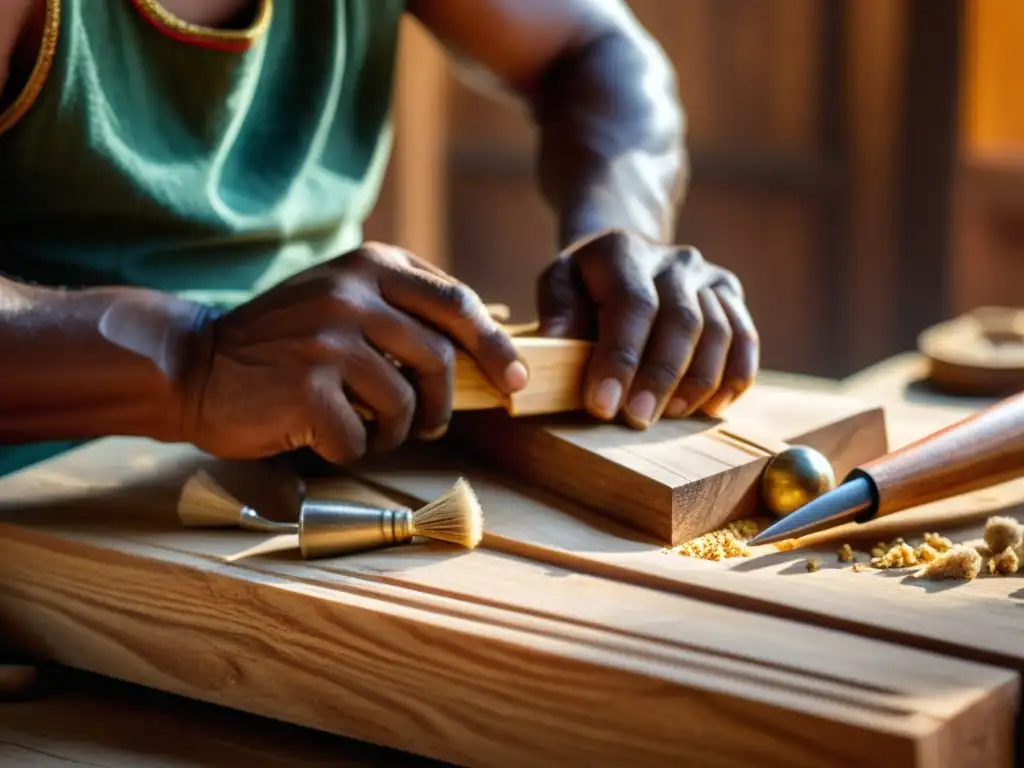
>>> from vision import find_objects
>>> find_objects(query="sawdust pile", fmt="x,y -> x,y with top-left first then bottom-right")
846,516 -> 1024,582
669,518 -> 765,561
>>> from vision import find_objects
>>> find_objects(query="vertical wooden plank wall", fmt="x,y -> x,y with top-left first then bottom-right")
953,0 -> 1024,315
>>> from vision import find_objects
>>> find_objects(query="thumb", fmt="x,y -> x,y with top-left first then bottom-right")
536,256 -> 589,338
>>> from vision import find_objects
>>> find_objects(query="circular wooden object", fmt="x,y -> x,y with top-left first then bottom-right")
919,307 -> 1024,396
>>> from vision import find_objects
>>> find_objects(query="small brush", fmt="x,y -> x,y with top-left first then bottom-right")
176,470 -> 299,533
298,477 -> 484,559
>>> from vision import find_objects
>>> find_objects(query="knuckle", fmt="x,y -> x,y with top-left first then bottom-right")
703,315 -> 733,345
621,284 -> 659,318
428,336 -> 457,371
641,358 -> 683,390
438,281 -> 482,321
606,345 -> 643,374
681,375 -> 720,397
665,304 -> 703,335
673,246 -> 704,269
734,327 -> 760,348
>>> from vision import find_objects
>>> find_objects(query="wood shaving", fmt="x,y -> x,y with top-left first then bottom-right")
837,543 -> 854,563
669,518 -> 765,561
923,532 -> 953,552
983,516 -> 1024,554
805,558 -> 820,573
913,545 -> 982,581
871,542 -> 918,569
851,563 -> 868,573
987,547 -> 1019,576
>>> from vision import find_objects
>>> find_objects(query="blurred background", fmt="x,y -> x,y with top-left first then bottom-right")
364,0 -> 1024,380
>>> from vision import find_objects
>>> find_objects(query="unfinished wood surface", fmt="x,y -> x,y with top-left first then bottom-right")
0,668 -> 434,767
454,383 -> 888,545
451,337 -> 592,415
0,442 -> 1016,767
347,360 -> 1024,685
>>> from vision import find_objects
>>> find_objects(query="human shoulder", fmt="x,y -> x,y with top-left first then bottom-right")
0,0 -> 42,100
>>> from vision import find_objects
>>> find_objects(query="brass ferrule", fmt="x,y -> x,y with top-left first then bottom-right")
298,499 -> 414,559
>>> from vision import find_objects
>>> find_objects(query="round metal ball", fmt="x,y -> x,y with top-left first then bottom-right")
760,445 -> 836,518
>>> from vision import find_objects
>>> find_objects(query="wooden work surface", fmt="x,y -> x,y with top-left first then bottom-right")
0,361 -> 1021,766
0,667 -> 437,767
349,356 -> 1024,679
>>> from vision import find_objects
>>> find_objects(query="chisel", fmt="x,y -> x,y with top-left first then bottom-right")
748,388 -> 1024,545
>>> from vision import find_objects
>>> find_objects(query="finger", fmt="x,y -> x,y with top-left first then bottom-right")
583,277 -> 659,421
360,306 -> 455,441
378,266 -> 528,395
536,255 -> 591,338
702,285 -> 760,417
622,268 -> 702,429
342,342 -> 419,454
305,368 -> 368,465
666,288 -> 732,418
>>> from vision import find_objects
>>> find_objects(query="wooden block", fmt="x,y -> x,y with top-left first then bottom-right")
452,383 -> 889,545
452,336 -> 592,415
0,439 -> 1016,767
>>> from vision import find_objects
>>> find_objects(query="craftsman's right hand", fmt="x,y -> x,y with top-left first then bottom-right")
178,243 -> 528,465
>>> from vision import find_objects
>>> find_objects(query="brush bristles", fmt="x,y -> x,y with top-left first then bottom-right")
410,478 -> 484,549
177,470 -> 246,528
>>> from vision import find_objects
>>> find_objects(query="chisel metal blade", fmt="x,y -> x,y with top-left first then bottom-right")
747,476 -> 876,546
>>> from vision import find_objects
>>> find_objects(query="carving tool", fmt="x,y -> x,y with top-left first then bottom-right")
748,389 -> 1024,545
177,469 -> 483,558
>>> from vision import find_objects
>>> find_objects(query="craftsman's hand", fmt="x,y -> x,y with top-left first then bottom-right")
180,243 -> 527,464
537,230 -> 759,428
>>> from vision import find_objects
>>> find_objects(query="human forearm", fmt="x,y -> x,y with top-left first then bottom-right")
532,27 -> 686,248
0,278 -> 201,444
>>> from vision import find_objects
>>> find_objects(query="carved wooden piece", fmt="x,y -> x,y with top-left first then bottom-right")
454,384 -> 889,544
919,307 -> 1024,397
0,440 -> 1017,767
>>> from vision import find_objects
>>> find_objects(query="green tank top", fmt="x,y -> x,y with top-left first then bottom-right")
0,0 -> 406,476
0,0 -> 406,308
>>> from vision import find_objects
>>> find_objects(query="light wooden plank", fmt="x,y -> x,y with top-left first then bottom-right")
0,439 -> 1016,766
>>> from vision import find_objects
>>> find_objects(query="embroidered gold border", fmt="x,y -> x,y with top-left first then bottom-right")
0,0 -> 61,137
131,0 -> 272,51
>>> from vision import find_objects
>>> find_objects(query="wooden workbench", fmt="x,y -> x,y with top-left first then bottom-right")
0,355 -> 1020,767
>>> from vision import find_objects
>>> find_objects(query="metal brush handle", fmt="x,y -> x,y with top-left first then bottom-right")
238,507 -> 299,534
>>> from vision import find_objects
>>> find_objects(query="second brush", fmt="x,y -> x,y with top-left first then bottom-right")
176,470 -> 484,559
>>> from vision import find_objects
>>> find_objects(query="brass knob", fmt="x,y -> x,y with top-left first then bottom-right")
761,445 -> 836,518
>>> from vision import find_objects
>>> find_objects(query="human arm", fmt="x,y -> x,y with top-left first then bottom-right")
410,0 -> 760,427
0,271 -> 202,445
0,246 -> 525,461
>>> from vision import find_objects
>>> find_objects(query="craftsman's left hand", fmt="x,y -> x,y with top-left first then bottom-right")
537,229 -> 759,429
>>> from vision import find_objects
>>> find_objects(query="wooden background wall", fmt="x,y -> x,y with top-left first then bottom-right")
367,0 -> 992,380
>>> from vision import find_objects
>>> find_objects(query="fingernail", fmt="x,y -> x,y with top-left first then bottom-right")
665,397 -> 689,418
626,390 -> 657,427
416,424 -> 449,441
503,360 -> 529,391
590,378 -> 623,418
704,390 -> 734,418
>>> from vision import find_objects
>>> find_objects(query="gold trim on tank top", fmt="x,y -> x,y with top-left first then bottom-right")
0,0 -> 61,137
130,0 -> 272,52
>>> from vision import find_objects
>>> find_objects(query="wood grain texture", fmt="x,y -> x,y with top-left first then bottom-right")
350,416 -> 1024,683
451,337 -> 592,416
0,668 -> 436,767
454,383 -> 888,544
0,440 -> 1016,767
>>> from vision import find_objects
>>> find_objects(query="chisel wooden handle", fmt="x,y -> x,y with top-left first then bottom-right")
845,389 -> 1024,518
